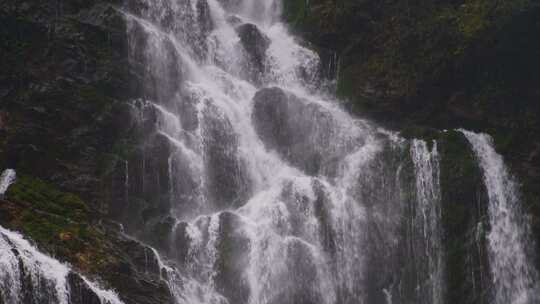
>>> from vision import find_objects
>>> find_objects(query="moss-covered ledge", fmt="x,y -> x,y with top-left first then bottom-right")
0,175 -> 173,304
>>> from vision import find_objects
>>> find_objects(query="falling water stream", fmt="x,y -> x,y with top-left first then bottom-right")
0,0 -> 538,303
120,0 -> 539,303
460,131 -> 539,304
121,0 -> 453,303
0,224 -> 124,304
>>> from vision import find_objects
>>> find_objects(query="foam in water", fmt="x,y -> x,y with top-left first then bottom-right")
460,130 -> 539,304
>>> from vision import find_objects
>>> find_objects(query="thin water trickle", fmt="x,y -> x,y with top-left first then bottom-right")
410,140 -> 445,304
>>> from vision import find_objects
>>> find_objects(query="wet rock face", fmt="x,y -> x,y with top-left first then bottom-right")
271,240 -> 324,304
236,23 -> 270,72
0,0 -> 139,206
438,131 -> 491,304
252,87 -> 360,176
0,1 -> 176,302
252,87 -> 322,175
202,105 -> 250,209
67,272 -> 103,304
214,212 -> 251,304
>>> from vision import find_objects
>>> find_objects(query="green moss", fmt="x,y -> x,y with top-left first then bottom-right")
6,175 -> 89,222
283,0 -> 309,27
2,175 -> 120,274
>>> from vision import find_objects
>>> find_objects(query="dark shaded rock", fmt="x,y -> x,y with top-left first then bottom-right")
1,175 -> 174,304
170,220 -> 191,264
269,239 -> 324,304
202,104 -> 250,210
67,272 -> 102,304
438,131 -> 491,304
312,179 -> 337,256
236,23 -> 270,72
214,211 -> 250,304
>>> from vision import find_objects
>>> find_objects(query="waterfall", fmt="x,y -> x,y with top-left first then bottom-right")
410,140 -> 445,304
0,226 -> 124,304
3,0 -> 539,303
460,130 -> 540,304
123,0 -> 384,302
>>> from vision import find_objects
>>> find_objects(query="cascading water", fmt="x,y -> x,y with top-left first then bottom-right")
3,0 -> 535,303
460,130 -> 540,304
409,140 -> 445,304
0,0 -> 537,303
0,226 -> 124,304
119,0 -> 462,302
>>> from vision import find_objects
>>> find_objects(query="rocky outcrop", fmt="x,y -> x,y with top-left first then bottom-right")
252,87 -> 361,176
0,175 -> 173,304
236,23 -> 270,72
0,1 -> 172,302
202,105 -> 251,210
283,0 -> 540,270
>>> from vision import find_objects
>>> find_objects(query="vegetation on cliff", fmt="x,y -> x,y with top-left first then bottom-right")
284,0 -> 540,263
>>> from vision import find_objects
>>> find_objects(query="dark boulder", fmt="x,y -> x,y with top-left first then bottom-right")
202,104 -> 250,210
236,23 -> 270,72
214,211 -> 251,304
252,87 -> 361,176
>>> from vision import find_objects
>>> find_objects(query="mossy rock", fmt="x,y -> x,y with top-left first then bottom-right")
6,175 -> 90,221
1,175 -> 117,273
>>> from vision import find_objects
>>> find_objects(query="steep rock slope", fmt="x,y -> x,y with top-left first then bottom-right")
283,0 -> 540,259
0,1 -> 171,302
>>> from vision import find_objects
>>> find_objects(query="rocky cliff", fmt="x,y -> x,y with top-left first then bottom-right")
283,0 -> 540,265
0,1 -> 172,302
1,0 -> 539,303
